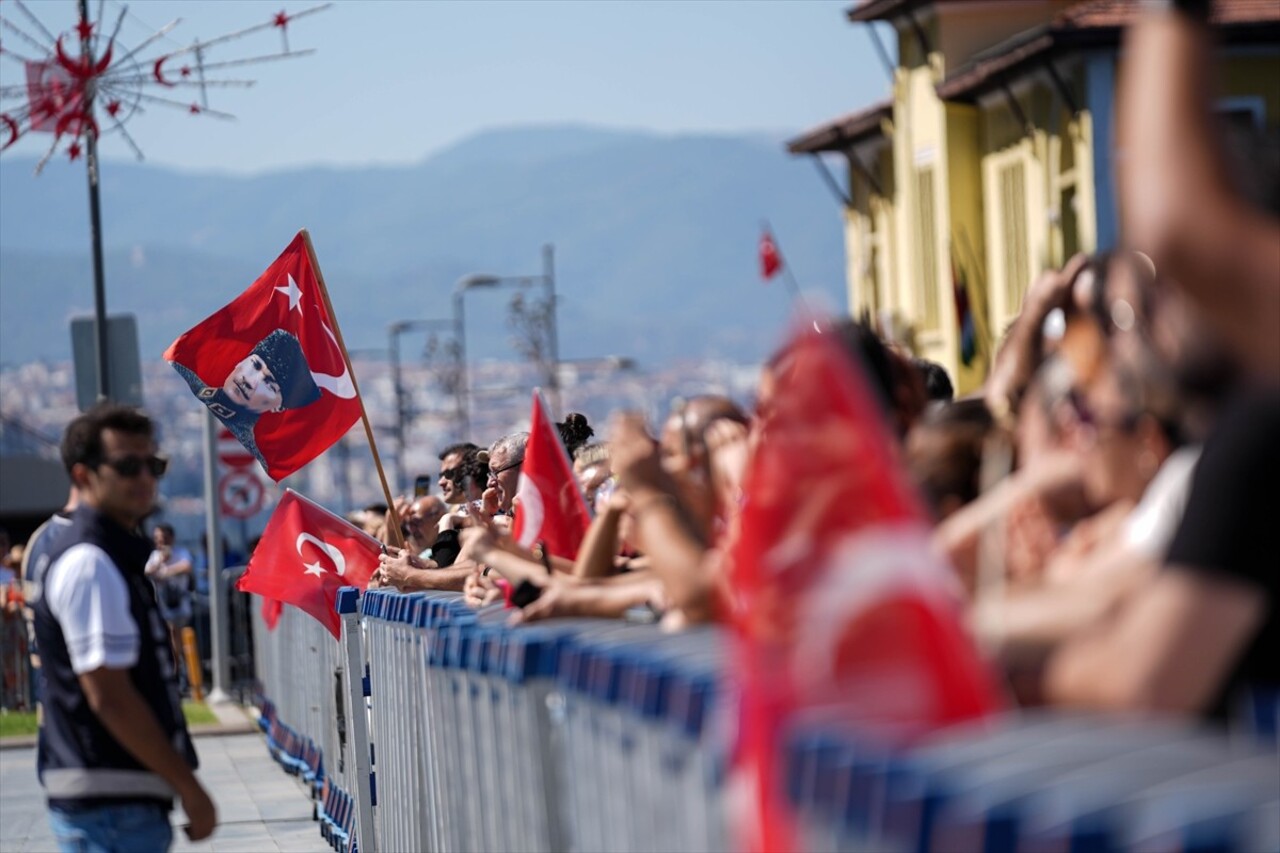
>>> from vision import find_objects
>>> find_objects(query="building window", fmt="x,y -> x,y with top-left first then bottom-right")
915,167 -> 940,330
998,160 -> 1029,313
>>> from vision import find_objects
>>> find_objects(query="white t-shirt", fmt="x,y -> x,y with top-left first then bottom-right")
45,544 -> 140,674
1123,445 -> 1202,560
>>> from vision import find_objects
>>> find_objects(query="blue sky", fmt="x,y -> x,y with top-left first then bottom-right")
4,0 -> 891,174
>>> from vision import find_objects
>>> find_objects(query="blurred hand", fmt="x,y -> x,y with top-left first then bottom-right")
462,567 -> 502,609
179,779 -> 217,842
608,412 -> 670,495
704,417 -> 749,505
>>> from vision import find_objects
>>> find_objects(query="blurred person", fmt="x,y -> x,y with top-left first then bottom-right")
483,432 -> 529,515
34,404 -> 215,849
1117,0 -> 1280,381
906,398 -> 995,522
573,442 -> 613,513
144,524 -> 194,693
913,357 -> 955,404
556,412 -> 595,458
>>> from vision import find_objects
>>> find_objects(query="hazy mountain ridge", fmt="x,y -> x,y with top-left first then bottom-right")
0,125 -> 845,367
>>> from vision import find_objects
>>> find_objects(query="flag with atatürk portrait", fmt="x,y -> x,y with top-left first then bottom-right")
237,490 -> 380,639
164,232 -> 361,482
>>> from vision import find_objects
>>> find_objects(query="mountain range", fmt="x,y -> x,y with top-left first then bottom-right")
0,124 -> 847,369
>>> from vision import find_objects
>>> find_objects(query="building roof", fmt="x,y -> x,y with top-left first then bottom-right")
847,0 -> 1280,25
936,0 -> 1280,100
787,99 -> 894,154
847,0 -> 964,23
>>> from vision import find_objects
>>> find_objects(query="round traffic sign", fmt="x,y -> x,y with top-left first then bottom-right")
219,470 -> 266,519
218,427 -> 256,469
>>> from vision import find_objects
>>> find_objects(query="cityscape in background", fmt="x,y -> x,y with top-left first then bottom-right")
0,350 -> 760,551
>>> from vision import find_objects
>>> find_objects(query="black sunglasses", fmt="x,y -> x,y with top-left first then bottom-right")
97,454 -> 169,478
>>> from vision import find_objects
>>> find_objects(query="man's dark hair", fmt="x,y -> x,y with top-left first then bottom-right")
457,446 -> 489,487
913,358 -> 955,403
61,403 -> 154,476
438,442 -> 479,462
154,523 -> 176,539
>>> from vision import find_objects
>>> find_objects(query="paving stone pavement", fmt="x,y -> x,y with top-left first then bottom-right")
0,733 -> 330,853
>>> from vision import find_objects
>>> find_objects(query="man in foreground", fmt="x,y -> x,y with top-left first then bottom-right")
33,403 -> 216,851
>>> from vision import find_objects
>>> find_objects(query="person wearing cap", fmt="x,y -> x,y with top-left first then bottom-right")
172,328 -> 321,469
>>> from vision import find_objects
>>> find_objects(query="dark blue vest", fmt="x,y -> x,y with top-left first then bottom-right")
33,506 -> 197,808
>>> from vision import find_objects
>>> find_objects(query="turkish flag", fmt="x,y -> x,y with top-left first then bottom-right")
759,229 -> 782,281
236,489 -> 380,639
164,231 -> 362,482
725,324 -> 1003,852
261,597 -> 283,632
511,391 -> 591,560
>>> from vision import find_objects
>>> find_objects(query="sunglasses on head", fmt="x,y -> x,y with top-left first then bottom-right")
97,454 -> 169,478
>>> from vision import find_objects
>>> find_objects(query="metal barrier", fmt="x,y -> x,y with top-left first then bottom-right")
251,589 -> 1278,853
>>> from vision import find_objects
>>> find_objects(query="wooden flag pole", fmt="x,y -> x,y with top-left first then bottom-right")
299,229 -> 406,551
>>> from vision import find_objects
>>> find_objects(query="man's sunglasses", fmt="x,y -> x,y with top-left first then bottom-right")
96,454 -> 169,478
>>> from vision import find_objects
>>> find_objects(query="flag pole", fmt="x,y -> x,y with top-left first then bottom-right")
299,230 -> 405,550
762,219 -> 812,315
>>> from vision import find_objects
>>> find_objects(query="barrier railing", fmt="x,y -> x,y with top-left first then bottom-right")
251,589 -> 1278,853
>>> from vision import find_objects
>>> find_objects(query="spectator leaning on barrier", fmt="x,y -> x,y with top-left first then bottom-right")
34,403 -> 216,850
1040,0 -> 1279,722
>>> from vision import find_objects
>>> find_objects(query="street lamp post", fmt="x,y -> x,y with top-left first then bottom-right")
453,243 -> 561,423
388,317 -> 461,493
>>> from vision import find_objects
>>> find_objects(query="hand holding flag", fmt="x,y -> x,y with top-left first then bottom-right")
236,489 -> 382,639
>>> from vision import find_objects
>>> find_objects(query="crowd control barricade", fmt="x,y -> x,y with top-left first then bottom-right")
251,588 -> 1278,853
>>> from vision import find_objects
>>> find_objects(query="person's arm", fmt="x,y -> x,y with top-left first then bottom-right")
377,550 -> 471,592
510,574 -> 663,625
163,548 -> 193,579
1042,567 -> 1264,712
983,255 -> 1087,421
610,413 -> 717,621
573,494 -> 628,579
1118,7 -> 1280,379
79,668 -> 216,839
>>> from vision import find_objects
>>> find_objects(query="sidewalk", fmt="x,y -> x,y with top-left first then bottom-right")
0,728 -> 329,852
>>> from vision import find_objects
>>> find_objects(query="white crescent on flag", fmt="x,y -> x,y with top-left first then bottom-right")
514,472 -> 545,549
296,532 -> 347,577
310,321 -> 356,399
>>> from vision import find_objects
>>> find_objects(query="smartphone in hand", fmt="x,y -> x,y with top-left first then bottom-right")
413,475 -> 432,497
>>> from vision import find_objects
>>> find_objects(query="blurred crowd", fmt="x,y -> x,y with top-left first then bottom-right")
329,3 -> 1280,731
6,3 -> 1277,735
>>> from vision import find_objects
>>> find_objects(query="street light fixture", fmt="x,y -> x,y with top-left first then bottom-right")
453,244 -> 560,426
388,317 -> 463,493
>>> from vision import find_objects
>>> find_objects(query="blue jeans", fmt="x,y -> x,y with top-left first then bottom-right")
48,802 -> 173,853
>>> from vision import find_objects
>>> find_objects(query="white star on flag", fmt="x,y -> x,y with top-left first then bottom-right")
302,560 -> 327,577
274,274 -> 303,314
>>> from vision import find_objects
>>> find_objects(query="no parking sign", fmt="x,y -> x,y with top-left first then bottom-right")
219,469 -> 265,519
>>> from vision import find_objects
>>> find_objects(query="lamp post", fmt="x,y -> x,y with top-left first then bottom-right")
388,317 -> 462,494
453,243 -> 561,423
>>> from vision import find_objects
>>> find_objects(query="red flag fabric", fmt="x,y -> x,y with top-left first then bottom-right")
261,596 -> 283,631
237,490 -> 380,639
726,324 -> 1004,852
759,229 -> 782,281
511,392 -> 592,560
164,232 -> 361,481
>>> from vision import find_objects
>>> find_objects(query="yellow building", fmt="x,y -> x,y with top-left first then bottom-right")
788,0 -> 1280,393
